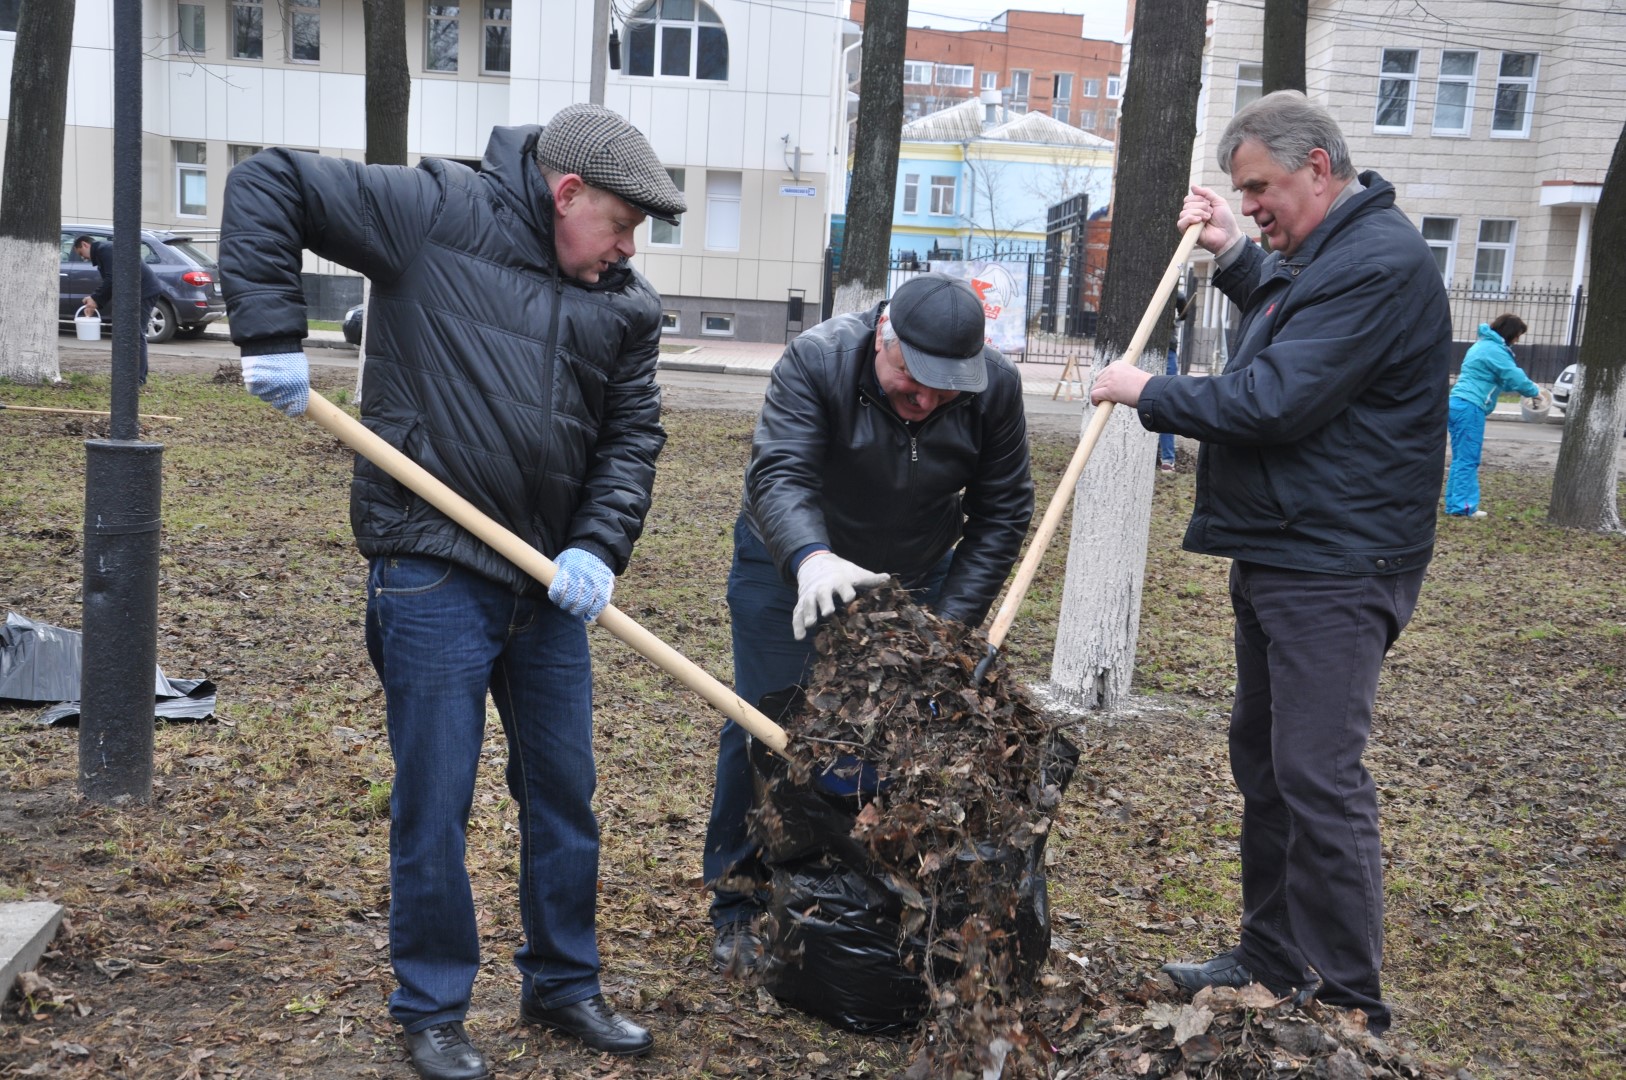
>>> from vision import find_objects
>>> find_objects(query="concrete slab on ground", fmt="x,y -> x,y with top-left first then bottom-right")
0,901 -> 65,995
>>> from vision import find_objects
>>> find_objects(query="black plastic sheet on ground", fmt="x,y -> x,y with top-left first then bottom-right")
0,611 -> 217,725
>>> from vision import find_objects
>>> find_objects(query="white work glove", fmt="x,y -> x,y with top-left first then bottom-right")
242,351 -> 311,416
792,552 -> 889,641
549,548 -> 615,621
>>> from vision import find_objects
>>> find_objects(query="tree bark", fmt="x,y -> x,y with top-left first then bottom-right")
358,0 -> 409,396
1050,0 -> 1207,710
1548,118 -> 1626,533
1261,0 -> 1307,95
363,0 -> 410,167
0,0 -> 78,384
834,0 -> 907,316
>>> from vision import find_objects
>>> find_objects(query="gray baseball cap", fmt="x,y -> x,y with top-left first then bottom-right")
886,273 -> 989,393
535,103 -> 687,225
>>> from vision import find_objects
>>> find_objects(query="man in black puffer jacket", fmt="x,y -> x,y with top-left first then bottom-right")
220,105 -> 684,1079
703,273 -> 1034,973
1091,91 -> 1451,1036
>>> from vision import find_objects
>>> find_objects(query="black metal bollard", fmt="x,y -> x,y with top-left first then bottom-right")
78,439 -> 163,803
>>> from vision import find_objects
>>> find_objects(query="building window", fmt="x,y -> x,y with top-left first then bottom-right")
1420,217 -> 1457,281
701,312 -> 734,336
1106,109 -> 1119,131
650,169 -> 684,245
903,60 -> 933,85
178,2 -> 205,53
1106,73 -> 1122,98
1053,73 -> 1072,101
288,0 -> 319,63
176,141 -> 208,217
1082,78 -> 1099,98
1432,50 -> 1477,135
0,0 -> 17,33
232,0 -> 263,59
705,171 -> 741,251
661,310 -> 680,333
626,0 -> 729,81
482,3 -> 510,73
1010,70 -> 1030,103
980,71 -> 997,90
929,175 -> 955,216
426,4 -> 459,71
1491,51 -> 1537,137
1079,109 -> 1096,130
902,173 -> 919,214
1473,219 -> 1516,292
1053,104 -> 1069,125
1374,48 -> 1418,132
937,64 -> 972,88
229,144 -> 261,166
1235,62 -> 1262,114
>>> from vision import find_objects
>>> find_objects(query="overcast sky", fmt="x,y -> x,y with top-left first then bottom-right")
903,0 -> 1131,41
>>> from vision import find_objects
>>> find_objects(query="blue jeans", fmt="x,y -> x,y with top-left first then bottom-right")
703,515 -> 951,927
1158,344 -> 1178,466
365,555 -> 600,1032
1227,561 -> 1424,1036
1444,397 -> 1485,515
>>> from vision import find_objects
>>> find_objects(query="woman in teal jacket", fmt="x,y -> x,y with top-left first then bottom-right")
1446,314 -> 1540,517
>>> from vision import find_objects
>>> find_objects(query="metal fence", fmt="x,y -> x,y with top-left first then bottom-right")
827,253 -> 1586,385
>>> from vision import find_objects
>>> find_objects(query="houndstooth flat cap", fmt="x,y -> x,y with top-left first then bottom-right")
535,104 -> 687,225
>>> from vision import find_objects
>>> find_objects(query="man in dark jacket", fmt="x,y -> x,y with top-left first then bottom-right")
74,235 -> 163,384
220,104 -> 684,1079
1090,91 -> 1450,1035
705,272 -> 1035,972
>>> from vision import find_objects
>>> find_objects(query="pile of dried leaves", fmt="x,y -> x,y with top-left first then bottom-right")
750,583 -> 1072,1077
748,585 -> 1462,1080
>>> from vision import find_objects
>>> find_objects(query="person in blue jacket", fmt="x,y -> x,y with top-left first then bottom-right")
1446,315 -> 1539,518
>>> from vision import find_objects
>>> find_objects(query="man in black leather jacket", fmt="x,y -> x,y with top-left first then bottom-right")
221,104 -> 684,1079
704,272 -> 1034,972
1091,91 -> 1451,1035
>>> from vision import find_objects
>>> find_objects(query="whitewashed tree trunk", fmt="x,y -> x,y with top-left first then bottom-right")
1049,351 -> 1159,708
832,281 -> 884,318
0,238 -> 62,383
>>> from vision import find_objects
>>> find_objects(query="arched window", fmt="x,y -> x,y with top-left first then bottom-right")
625,0 -> 728,81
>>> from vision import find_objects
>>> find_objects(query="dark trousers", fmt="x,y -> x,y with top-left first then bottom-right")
703,514 -> 951,927
106,297 -> 157,383
1226,560 -> 1425,1034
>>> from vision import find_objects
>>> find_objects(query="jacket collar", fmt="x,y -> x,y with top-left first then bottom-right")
1273,170 -> 1396,269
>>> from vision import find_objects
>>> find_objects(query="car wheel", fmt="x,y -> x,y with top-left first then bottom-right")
174,323 -> 208,340
147,299 -> 177,343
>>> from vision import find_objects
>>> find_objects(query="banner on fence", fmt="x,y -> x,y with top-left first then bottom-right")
931,260 -> 1028,355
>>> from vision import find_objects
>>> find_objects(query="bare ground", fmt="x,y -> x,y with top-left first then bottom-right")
0,352 -> 1621,1079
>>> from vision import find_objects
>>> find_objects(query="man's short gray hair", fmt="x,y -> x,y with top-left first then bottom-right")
1217,90 -> 1355,181
878,313 -> 898,346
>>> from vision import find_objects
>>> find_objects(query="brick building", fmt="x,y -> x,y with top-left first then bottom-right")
849,3 -> 1125,143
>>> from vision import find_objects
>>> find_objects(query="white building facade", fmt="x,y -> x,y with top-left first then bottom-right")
1187,0 -> 1619,360
0,0 -> 839,340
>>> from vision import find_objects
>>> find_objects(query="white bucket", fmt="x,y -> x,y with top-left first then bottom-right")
74,305 -> 101,341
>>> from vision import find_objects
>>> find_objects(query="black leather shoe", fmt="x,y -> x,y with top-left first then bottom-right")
520,993 -> 652,1057
711,922 -> 763,976
402,1021 -> 492,1080
1162,953 -> 1319,1007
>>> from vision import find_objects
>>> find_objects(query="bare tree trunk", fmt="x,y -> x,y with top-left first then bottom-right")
1261,0 -> 1307,95
833,0 -> 906,316
0,0 -> 77,384
358,0 -> 410,397
1549,118 -> 1626,533
363,0 -> 410,167
1050,0 -> 1207,710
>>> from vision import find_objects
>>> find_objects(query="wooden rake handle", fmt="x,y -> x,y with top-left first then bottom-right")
302,394 -> 789,753
973,222 -> 1203,681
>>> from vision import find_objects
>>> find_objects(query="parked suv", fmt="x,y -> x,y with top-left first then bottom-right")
59,225 -> 225,343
